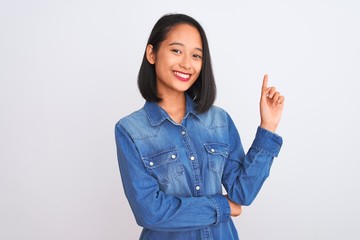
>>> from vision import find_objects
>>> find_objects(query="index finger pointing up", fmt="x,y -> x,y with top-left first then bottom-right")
262,74 -> 268,92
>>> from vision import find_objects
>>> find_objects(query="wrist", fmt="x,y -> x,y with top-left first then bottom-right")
260,122 -> 277,133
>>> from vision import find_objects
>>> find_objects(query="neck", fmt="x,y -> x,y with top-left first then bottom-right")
158,93 -> 186,124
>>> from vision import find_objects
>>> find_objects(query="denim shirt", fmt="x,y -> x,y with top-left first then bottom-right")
115,95 -> 283,240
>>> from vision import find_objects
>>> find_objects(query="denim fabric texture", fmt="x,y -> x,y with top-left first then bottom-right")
115,95 -> 283,240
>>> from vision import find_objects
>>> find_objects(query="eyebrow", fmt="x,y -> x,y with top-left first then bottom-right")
169,42 -> 203,52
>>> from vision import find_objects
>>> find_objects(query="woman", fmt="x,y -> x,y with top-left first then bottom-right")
115,13 -> 284,240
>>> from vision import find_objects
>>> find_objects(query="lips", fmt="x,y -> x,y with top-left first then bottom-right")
173,71 -> 191,82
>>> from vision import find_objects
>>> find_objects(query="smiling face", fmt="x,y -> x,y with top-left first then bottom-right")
146,24 -> 203,99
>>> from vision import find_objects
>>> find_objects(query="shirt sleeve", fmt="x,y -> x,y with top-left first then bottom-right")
222,113 -> 283,206
115,122 -> 231,232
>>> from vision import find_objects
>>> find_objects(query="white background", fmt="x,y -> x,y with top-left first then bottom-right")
1,0 -> 359,239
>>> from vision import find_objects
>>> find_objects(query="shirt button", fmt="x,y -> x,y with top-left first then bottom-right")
149,162 -> 154,166
181,131 -> 186,135
171,154 -> 176,159
196,186 -> 200,190
211,148 -> 215,153
190,156 -> 195,161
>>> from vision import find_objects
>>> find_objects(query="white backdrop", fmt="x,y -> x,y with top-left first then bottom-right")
1,0 -> 359,239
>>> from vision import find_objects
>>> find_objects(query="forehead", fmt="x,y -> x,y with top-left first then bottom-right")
164,24 -> 202,48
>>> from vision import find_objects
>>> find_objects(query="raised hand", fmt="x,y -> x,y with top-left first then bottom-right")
259,74 -> 285,133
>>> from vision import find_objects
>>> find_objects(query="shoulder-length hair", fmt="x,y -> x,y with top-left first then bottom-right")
138,13 -> 216,113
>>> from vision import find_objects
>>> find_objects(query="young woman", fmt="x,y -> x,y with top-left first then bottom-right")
115,13 -> 284,240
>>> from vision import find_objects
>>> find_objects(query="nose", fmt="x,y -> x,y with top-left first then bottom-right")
179,54 -> 191,70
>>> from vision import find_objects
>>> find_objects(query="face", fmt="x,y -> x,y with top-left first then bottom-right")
146,24 -> 203,98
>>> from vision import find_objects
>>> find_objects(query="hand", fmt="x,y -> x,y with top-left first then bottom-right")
260,74 -> 285,132
226,195 -> 242,217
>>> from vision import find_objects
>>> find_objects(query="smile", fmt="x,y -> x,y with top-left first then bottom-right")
173,71 -> 191,81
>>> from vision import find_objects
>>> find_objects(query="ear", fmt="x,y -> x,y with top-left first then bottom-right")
146,44 -> 156,64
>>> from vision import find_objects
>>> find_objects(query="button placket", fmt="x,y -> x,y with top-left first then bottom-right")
179,125 -> 203,196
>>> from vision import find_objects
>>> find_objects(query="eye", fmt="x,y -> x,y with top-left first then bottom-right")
171,49 -> 182,54
193,54 -> 202,59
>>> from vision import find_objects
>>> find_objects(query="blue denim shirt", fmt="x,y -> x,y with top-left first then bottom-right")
115,95 -> 283,240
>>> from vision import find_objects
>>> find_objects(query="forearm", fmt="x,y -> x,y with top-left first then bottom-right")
223,127 -> 283,205
124,189 -> 230,231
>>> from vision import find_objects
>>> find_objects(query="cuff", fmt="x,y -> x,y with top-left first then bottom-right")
207,195 -> 230,225
251,126 -> 283,157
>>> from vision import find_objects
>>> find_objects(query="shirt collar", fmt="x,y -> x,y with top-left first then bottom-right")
144,94 -> 198,126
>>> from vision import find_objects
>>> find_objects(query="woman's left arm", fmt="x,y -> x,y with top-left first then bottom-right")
222,74 -> 284,206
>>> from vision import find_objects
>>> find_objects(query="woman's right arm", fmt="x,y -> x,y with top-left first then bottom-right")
115,122 -> 232,231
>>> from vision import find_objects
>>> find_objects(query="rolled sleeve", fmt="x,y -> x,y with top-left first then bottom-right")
207,195 -> 230,225
251,127 -> 283,157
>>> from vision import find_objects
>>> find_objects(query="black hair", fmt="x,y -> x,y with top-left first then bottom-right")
137,13 -> 216,113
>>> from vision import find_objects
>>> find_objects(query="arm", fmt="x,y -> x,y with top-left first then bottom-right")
115,123 -> 231,231
222,124 -> 282,205
223,75 -> 284,205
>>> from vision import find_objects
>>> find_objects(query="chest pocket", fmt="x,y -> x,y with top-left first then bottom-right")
141,148 -> 184,184
204,143 -> 230,173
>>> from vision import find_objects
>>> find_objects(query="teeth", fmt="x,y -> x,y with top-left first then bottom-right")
174,71 -> 190,79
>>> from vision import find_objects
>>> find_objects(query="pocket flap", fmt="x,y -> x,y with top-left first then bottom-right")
142,148 -> 179,169
204,143 -> 230,158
